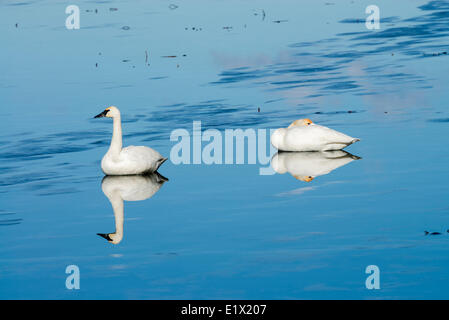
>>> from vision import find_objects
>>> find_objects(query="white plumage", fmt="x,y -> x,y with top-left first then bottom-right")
271,118 -> 360,152
94,106 -> 167,175
101,145 -> 166,175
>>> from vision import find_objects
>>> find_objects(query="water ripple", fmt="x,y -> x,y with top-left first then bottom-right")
210,0 -> 448,99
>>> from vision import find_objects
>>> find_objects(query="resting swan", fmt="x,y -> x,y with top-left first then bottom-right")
94,106 -> 167,175
271,118 -> 360,152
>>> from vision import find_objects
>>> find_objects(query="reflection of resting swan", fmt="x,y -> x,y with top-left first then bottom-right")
97,173 -> 168,244
271,118 -> 360,152
271,151 -> 361,182
94,106 -> 167,175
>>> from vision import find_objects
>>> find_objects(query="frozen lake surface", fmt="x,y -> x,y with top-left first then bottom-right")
1,0 -> 449,299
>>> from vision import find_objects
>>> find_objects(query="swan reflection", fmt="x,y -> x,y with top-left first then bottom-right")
98,173 -> 168,244
271,151 -> 361,182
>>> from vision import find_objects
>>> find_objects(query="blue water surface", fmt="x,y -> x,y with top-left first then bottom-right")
1,0 -> 449,299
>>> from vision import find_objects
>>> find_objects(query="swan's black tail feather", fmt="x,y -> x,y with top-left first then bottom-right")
155,157 -> 168,171
154,171 -> 169,183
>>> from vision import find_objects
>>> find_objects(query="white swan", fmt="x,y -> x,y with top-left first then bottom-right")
94,106 -> 167,175
271,150 -> 360,182
98,173 -> 168,244
271,118 -> 360,152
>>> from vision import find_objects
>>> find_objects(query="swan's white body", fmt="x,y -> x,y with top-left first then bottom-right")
271,151 -> 360,182
95,106 -> 167,175
271,119 -> 359,152
99,173 -> 167,244
101,145 -> 165,176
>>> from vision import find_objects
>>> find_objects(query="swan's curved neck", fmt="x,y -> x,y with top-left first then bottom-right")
108,191 -> 124,243
109,115 -> 123,156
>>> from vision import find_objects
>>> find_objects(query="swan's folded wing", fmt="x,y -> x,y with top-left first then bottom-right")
119,146 -> 165,173
121,146 -> 163,162
312,125 -> 357,144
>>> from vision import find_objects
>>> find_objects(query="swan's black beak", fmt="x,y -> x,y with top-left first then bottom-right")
97,233 -> 113,242
94,110 -> 108,118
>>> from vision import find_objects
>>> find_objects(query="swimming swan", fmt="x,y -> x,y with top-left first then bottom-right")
97,173 -> 168,244
271,118 -> 360,152
271,150 -> 360,182
94,106 -> 167,175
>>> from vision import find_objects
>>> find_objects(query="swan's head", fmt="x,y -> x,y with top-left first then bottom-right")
94,106 -> 120,119
271,128 -> 287,150
287,118 -> 313,128
293,175 -> 315,182
97,232 -> 123,244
